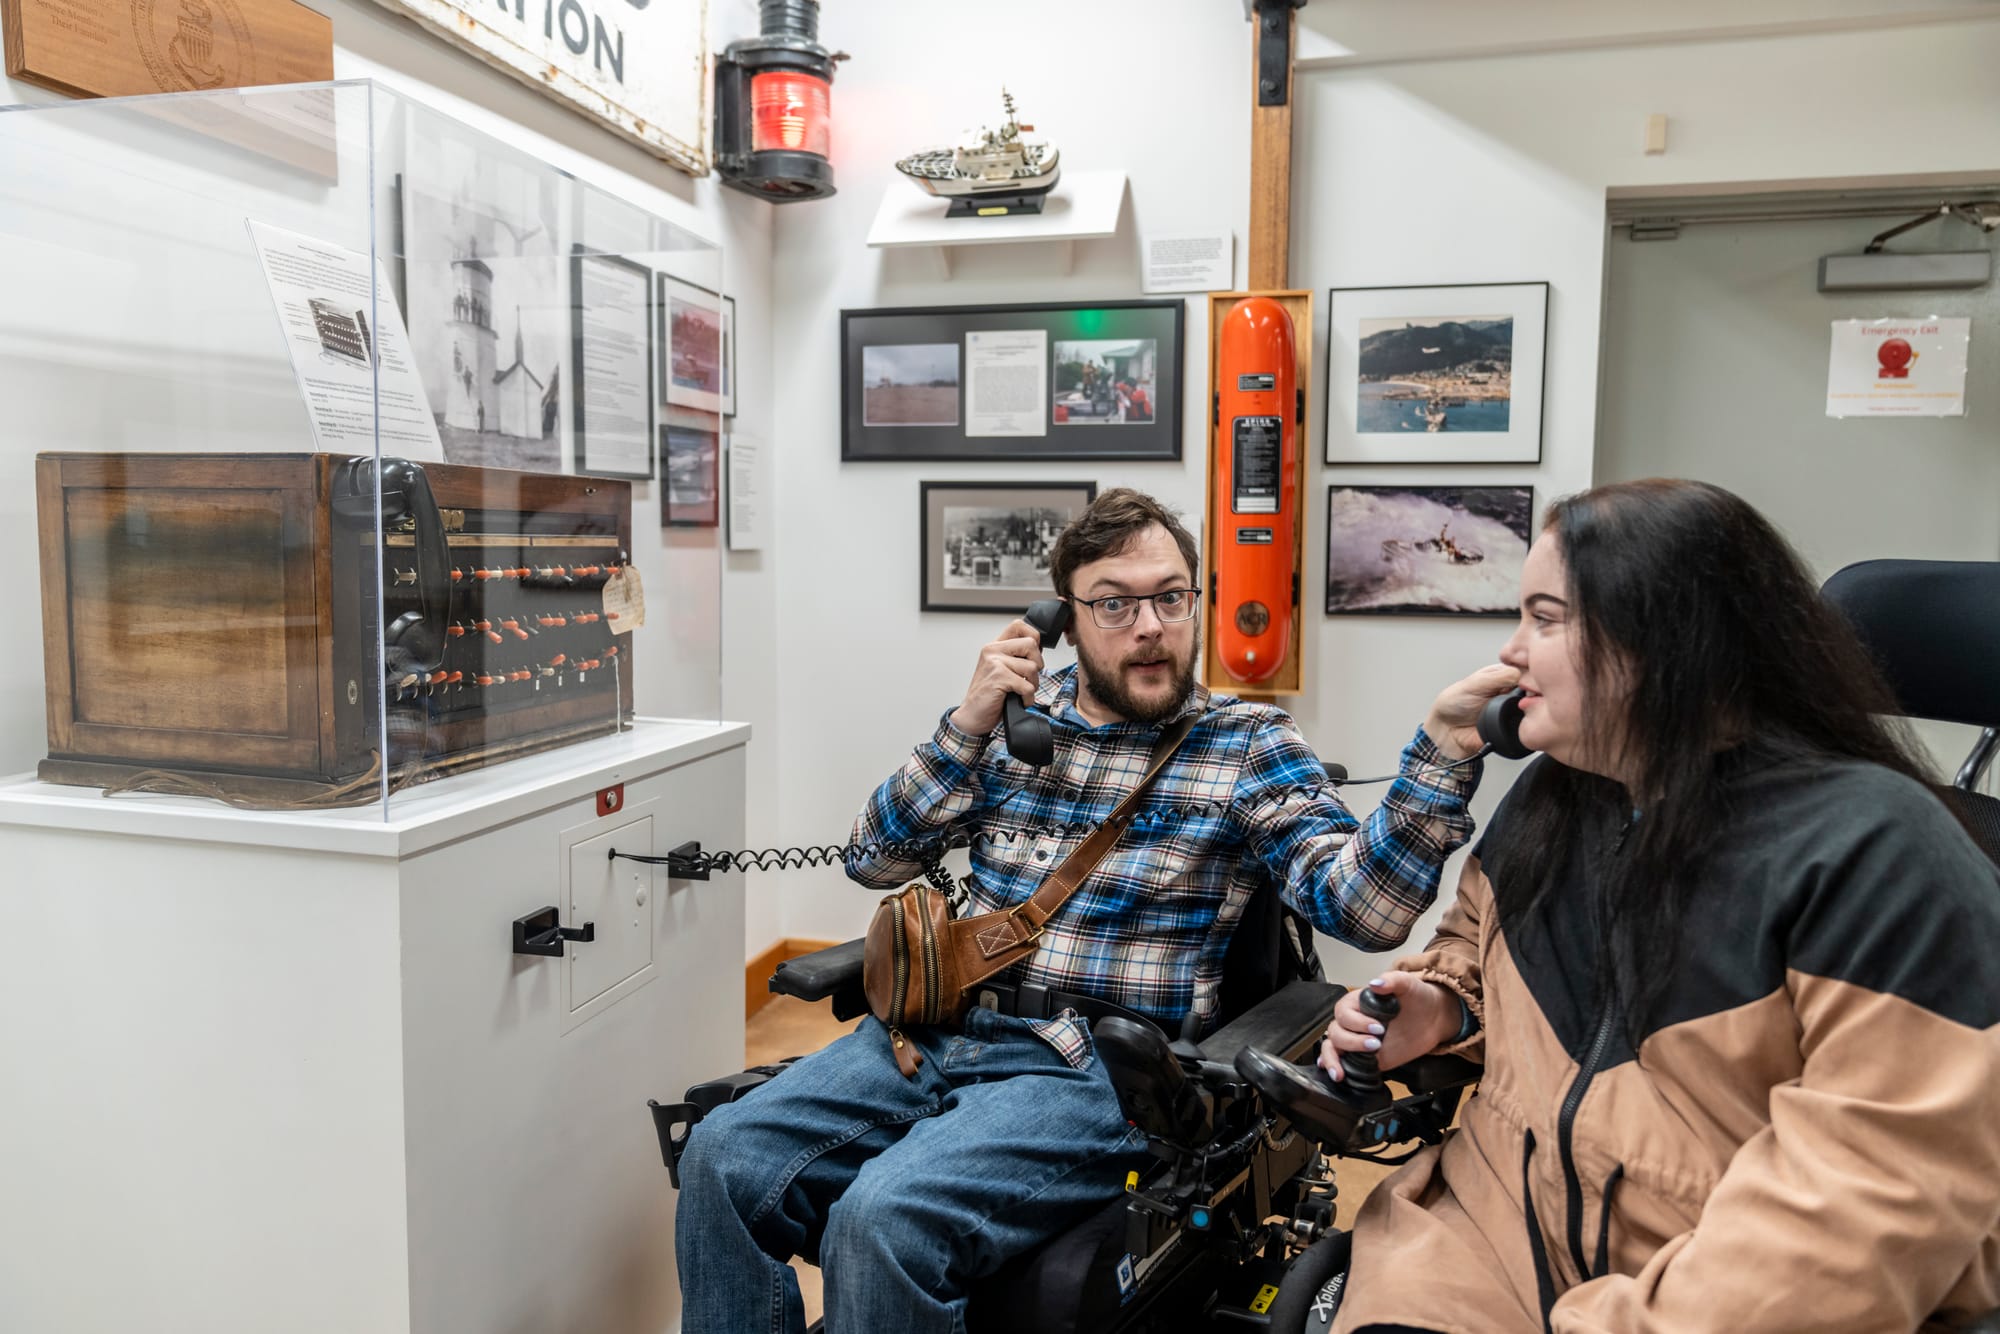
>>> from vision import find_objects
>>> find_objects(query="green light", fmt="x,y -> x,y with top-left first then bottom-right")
1073,308 -> 1108,336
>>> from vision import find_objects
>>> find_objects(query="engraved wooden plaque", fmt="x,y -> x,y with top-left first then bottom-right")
2,0 -> 332,99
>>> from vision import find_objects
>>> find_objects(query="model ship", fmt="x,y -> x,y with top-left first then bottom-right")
895,89 -> 1061,216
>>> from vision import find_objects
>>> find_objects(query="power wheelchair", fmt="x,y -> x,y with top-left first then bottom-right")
650,869 -> 1480,1333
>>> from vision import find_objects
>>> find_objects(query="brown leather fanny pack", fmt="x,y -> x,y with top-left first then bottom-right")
861,714 -> 1195,1077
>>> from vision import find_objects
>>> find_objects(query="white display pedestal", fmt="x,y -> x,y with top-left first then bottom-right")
0,719 -> 750,1334
866,168 -> 1128,278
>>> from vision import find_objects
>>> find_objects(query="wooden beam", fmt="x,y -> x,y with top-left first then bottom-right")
1247,8 -> 1297,291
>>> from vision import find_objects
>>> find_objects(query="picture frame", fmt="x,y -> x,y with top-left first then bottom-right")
1325,484 -> 1535,617
661,412 -> 722,527
658,272 -> 724,414
843,300 -> 1184,462
1324,282 -> 1548,465
721,294 -> 737,418
570,248 -> 656,480
920,480 -> 1099,613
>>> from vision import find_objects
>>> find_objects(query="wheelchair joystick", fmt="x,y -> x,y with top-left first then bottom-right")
1335,985 -> 1400,1108
1233,984 -> 1401,1150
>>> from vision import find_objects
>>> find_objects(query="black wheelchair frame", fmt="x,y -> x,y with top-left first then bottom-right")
651,897 -> 1480,1333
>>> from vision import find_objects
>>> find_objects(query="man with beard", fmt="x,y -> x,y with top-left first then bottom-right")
675,488 -> 1515,1334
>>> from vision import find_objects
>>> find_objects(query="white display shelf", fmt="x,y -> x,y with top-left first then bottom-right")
866,168 -> 1128,277
0,717 -> 749,858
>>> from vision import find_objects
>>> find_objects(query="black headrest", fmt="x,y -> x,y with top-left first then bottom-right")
1821,559 -> 2000,728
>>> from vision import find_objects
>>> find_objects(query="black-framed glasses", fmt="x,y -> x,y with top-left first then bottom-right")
1070,588 -> 1201,630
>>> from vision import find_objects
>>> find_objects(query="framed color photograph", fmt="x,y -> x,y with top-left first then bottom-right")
661,414 -> 722,527
1326,484 -> 1534,616
921,480 -> 1099,613
570,249 -> 655,480
658,273 -> 724,414
844,301 -> 1184,462
1324,283 -> 1548,465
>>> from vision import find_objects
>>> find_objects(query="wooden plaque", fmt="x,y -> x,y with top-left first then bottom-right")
3,0 -> 332,100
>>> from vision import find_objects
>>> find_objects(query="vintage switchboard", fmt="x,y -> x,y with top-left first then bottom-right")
35,452 -> 634,803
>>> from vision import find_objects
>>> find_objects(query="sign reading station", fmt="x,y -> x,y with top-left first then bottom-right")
375,0 -> 709,173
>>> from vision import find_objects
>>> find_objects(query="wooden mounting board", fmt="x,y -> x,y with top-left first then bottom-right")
3,0 -> 332,100
1201,289 -> 1313,698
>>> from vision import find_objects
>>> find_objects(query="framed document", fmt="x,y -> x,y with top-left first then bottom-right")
843,300 -> 1184,462
571,249 -> 655,479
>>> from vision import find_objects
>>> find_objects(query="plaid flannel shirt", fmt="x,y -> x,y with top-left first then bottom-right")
845,665 -> 1479,1067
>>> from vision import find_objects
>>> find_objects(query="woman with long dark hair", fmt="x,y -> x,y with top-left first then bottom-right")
1324,479 -> 2000,1333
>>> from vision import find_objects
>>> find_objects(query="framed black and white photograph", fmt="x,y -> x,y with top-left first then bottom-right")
721,294 -> 738,418
401,125 -> 565,472
844,301 -> 1183,462
1325,484 -> 1534,617
921,481 -> 1098,613
1324,282 -> 1548,465
658,273 -> 724,414
570,249 -> 655,480
661,414 -> 722,527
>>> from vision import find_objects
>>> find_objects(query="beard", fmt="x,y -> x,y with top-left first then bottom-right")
1076,633 -> 1198,725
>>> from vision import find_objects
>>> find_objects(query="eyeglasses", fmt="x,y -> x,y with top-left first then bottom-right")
1069,588 -> 1201,630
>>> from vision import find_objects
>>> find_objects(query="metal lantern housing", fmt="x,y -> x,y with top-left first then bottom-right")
715,0 -> 842,202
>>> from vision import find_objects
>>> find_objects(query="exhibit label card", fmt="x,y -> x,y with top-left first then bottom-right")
246,220 -> 445,461
1143,231 -> 1233,294
727,430 -> 768,551
965,329 -> 1048,437
1827,317 -> 1970,417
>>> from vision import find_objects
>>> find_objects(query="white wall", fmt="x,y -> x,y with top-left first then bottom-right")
767,2 -> 2000,977
769,0 -> 1254,944
0,0 -> 789,958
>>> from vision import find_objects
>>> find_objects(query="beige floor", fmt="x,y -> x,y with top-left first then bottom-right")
739,996 -> 1399,1329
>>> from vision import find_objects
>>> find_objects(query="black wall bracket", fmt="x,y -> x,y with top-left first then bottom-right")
665,841 -> 710,880
1252,0 -> 1308,107
512,906 -> 596,957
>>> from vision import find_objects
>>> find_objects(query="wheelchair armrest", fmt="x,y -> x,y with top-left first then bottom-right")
770,937 -> 864,1000
1197,979 -> 1346,1070
769,937 -> 871,1021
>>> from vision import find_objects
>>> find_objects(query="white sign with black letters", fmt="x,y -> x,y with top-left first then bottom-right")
374,0 -> 709,173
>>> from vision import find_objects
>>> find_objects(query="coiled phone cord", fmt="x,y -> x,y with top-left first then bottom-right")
630,745 -> 1491,879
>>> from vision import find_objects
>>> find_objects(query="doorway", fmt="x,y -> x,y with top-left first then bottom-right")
1597,185 -> 1999,782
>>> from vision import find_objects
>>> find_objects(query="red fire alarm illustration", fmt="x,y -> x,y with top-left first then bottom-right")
1877,338 -> 1916,379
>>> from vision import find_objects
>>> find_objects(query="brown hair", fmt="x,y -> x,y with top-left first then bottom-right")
1047,488 -> 1200,598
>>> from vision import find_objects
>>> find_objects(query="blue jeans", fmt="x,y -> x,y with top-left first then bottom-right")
675,1007 -> 1151,1334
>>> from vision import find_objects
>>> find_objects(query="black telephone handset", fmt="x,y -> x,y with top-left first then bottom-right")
332,456 -> 452,684
1476,687 -> 1533,760
1000,598 -> 1073,767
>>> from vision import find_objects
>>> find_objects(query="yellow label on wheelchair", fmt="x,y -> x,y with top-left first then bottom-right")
1250,1283 -> 1280,1314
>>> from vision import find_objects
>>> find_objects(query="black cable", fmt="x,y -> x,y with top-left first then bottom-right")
1327,743 -> 1492,787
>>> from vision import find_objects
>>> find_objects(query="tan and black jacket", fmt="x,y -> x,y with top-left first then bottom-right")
1336,756 -> 2000,1334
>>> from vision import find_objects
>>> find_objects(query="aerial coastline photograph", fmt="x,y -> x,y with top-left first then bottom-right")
1356,314 -> 1514,434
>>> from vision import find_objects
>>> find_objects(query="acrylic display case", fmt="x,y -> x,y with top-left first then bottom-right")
0,80 -> 725,817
